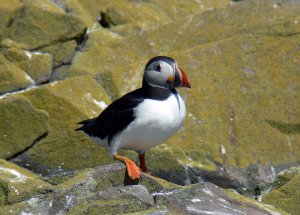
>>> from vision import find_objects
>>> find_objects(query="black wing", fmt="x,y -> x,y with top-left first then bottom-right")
76,89 -> 145,144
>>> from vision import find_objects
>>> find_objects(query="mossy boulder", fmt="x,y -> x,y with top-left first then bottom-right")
0,163 -> 284,214
66,185 -> 154,215
10,76 -> 120,175
68,44 -> 145,98
272,166 -> 300,189
0,0 -> 300,204
56,0 -> 96,27
4,0 -> 86,50
84,28 -> 123,49
65,0 -> 300,188
1,47 -> 53,84
0,95 -> 49,159
0,164 -> 174,214
20,0 -> 300,189
165,32 -> 300,187
0,0 -> 23,40
262,166 -> 300,215
155,182 -> 286,215
23,52 -> 52,84
97,2 -> 170,31
0,54 -> 33,95
59,0 -> 229,30
145,0 -> 230,19
41,40 -> 77,68
0,159 -> 53,206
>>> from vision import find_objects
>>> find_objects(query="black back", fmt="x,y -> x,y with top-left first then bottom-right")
76,82 -> 172,145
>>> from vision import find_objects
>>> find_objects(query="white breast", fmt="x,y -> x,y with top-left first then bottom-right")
109,92 -> 186,155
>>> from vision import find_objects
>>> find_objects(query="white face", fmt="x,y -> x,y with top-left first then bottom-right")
144,60 -> 176,89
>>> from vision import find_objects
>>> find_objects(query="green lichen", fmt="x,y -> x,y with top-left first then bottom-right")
0,159 -> 54,205
0,54 -> 32,94
263,171 -> 300,215
6,0 -> 86,50
41,40 -> 77,68
0,180 -> 9,206
66,199 -> 151,215
95,71 -> 120,100
224,189 -> 289,215
0,95 -> 49,159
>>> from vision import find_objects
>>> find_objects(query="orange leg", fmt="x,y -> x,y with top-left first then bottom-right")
139,152 -> 148,172
113,153 -> 142,180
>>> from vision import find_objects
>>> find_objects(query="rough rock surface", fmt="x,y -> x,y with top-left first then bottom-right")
11,76 -> 115,175
4,0 -> 86,50
0,162 -> 284,215
0,159 -> 53,206
262,166 -> 300,215
0,54 -> 33,94
1,47 -> 53,84
0,95 -> 49,159
0,0 -> 300,213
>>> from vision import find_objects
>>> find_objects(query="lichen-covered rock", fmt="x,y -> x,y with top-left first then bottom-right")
146,145 -> 193,186
135,0 -> 300,54
273,166 -> 300,189
4,0 -> 86,50
0,159 -> 53,206
262,166 -> 300,215
0,164 -> 174,214
41,40 -> 77,68
145,0 -> 230,19
0,95 -> 49,159
55,0 -> 96,27
0,163 -> 285,215
0,3 -> 300,214
167,33 -> 300,187
66,0 -> 300,188
29,0 -> 300,190
67,185 -> 154,215
1,47 -> 53,84
0,54 -> 33,95
97,2 -> 171,32
10,76 -> 118,175
155,182 -> 285,215
59,0 -> 229,30
1,0 -> 299,191
68,44 -> 145,98
24,52 -> 53,84
0,0 -> 23,40
84,28 -> 123,48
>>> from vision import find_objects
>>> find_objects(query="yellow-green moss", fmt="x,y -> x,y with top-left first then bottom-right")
0,159 -> 54,205
263,173 -> 300,215
0,0 -> 23,40
6,0 -> 86,49
41,40 -> 77,68
0,54 -> 32,94
224,189 -> 289,215
17,76 -> 114,173
0,95 -> 49,159
66,199 -> 151,215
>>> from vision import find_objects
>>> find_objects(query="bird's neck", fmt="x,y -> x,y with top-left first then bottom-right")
142,78 -> 172,100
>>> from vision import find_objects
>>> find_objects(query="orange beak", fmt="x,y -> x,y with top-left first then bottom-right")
179,67 -> 191,88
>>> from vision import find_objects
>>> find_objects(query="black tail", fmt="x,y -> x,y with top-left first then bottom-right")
75,118 -> 94,131
75,118 -> 105,139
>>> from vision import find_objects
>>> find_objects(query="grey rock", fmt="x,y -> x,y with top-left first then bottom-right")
154,183 -> 279,215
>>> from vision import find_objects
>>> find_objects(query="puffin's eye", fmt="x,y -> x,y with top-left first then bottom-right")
156,64 -> 161,72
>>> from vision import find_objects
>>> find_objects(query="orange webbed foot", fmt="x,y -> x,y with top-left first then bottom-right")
124,158 -> 142,180
113,154 -> 142,180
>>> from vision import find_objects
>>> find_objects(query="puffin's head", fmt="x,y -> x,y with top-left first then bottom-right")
143,56 -> 191,90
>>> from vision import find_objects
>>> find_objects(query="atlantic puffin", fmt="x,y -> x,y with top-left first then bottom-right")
76,56 -> 191,179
